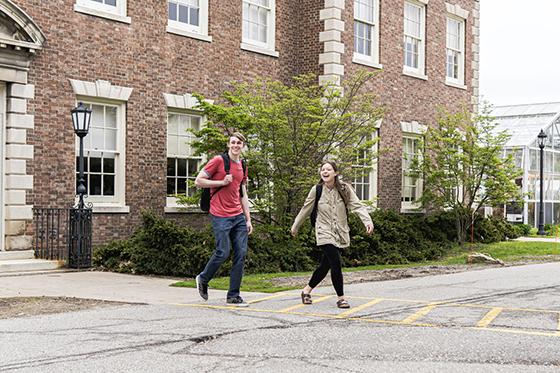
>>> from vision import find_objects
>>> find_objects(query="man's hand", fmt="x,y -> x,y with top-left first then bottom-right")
365,223 -> 374,235
290,227 -> 297,237
223,174 -> 233,185
246,220 -> 253,235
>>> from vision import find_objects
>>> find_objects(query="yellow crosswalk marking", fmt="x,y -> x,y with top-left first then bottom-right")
247,293 -> 287,304
401,303 -> 438,324
477,307 -> 503,328
337,298 -> 383,318
280,295 -> 333,312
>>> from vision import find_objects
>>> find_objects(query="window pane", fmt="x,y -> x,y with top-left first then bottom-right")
190,7 -> 199,26
178,5 -> 188,23
105,129 -> 117,151
104,156 -> 115,173
167,177 -> 175,195
169,2 -> 177,21
92,128 -> 104,149
103,175 -> 115,196
177,178 -> 187,194
90,174 -> 102,195
105,0 -> 116,7
90,157 -> 102,173
177,158 -> 187,177
167,158 -> 176,177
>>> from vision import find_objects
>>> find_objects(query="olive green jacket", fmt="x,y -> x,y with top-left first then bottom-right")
291,184 -> 373,248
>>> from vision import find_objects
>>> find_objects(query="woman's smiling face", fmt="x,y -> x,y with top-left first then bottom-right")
320,163 -> 337,185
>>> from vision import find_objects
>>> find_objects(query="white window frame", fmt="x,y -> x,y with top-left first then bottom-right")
74,0 -> 131,24
69,79 -> 133,213
75,98 -> 128,212
401,121 -> 426,212
445,7 -> 468,89
165,110 -> 205,210
402,0 -> 427,80
352,129 -> 380,206
167,0 -> 212,42
241,0 -> 279,57
353,0 -> 382,69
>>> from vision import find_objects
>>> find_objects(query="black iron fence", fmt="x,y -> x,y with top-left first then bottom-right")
33,207 -> 92,268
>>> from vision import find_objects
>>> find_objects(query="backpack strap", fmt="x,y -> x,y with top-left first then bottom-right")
221,152 -> 231,174
310,184 -> 323,227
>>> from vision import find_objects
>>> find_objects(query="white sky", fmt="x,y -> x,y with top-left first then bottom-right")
479,1 -> 560,106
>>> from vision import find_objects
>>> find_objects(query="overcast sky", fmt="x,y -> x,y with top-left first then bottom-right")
479,1 -> 560,106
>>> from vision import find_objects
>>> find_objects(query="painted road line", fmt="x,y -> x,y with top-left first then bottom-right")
401,303 -> 438,324
557,313 -> 560,336
247,293 -> 288,304
336,298 -> 384,318
280,295 -> 334,312
172,303 -> 560,338
476,307 -> 503,328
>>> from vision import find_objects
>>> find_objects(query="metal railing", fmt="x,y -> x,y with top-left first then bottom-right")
33,207 -> 93,268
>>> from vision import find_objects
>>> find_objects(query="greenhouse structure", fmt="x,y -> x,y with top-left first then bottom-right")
492,102 -> 560,227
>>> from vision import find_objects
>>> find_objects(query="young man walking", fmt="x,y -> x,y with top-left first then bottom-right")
194,132 -> 253,306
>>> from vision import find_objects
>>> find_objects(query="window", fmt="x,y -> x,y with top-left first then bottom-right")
352,131 -> 379,202
167,113 -> 202,201
353,0 -> 380,67
241,0 -> 278,56
401,136 -> 422,208
446,16 -> 465,86
403,1 -> 426,78
74,0 -> 130,23
167,0 -> 211,41
76,102 -> 125,207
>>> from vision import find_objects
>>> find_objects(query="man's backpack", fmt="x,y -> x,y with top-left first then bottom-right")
200,152 -> 247,212
309,184 -> 349,227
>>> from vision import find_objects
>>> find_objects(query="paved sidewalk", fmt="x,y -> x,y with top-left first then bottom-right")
0,271 -> 232,304
513,236 -> 560,243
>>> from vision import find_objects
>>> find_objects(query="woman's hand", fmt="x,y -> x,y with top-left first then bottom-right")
290,227 -> 297,237
365,223 -> 374,235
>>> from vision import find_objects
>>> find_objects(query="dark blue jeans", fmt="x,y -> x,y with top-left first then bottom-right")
199,213 -> 248,299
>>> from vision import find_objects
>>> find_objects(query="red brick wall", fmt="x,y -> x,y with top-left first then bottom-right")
342,0 -> 476,210
15,0 -> 476,244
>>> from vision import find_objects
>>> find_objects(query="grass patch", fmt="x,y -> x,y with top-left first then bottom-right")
171,241 -> 560,293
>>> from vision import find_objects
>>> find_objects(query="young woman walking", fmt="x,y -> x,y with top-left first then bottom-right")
291,161 -> 374,308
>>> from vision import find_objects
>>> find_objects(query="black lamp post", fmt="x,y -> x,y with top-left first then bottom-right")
537,129 -> 547,235
71,102 -> 91,209
70,102 -> 92,268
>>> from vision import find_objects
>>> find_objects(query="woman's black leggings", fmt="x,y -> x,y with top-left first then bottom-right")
308,244 -> 344,296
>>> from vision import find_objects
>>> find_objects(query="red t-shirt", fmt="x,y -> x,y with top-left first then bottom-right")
203,155 -> 247,217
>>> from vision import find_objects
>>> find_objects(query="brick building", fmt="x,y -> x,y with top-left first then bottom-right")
0,0 -> 479,252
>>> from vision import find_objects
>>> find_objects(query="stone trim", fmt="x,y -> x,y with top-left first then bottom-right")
0,1 -> 46,52
471,1 -> 480,112
319,0 -> 345,87
163,92 -> 213,110
401,121 -> 427,134
445,2 -> 469,19
4,82 -> 35,250
69,79 -> 133,101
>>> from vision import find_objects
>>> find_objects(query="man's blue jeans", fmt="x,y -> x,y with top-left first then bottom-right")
199,213 -> 248,299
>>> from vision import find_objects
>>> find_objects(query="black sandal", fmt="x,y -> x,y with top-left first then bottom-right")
301,292 -> 312,305
337,299 -> 350,309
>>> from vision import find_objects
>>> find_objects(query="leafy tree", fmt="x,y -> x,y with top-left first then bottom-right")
410,106 -> 523,244
186,72 -> 384,226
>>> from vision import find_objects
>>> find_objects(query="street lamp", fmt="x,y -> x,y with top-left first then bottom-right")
70,102 -> 92,268
71,102 -> 91,209
537,129 -> 547,235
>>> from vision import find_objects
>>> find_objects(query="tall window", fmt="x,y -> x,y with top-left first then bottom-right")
353,0 -> 379,65
446,17 -> 465,85
242,0 -> 276,53
76,103 -> 124,204
167,113 -> 202,197
403,1 -> 426,76
401,136 -> 422,205
167,0 -> 210,40
352,131 -> 379,201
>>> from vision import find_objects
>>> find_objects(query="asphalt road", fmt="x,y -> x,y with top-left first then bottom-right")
2,263 -> 560,372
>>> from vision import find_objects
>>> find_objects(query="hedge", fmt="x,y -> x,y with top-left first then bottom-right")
93,210 -> 523,277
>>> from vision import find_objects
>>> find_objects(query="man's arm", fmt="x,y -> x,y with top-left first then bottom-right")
195,170 -> 232,188
241,183 -> 253,235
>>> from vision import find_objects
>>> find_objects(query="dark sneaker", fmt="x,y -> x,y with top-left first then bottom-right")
195,275 -> 208,301
226,296 -> 249,307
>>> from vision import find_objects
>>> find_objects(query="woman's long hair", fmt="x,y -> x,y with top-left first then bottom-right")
318,160 -> 350,205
